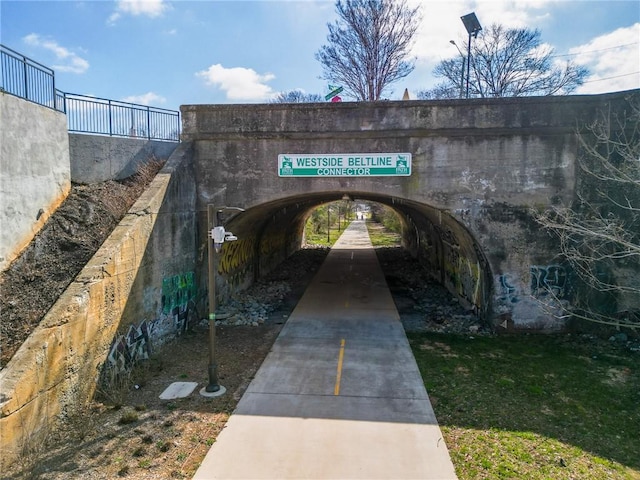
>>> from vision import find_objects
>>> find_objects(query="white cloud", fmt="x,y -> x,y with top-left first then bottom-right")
121,92 -> 166,105
570,23 -> 640,94
409,0 -> 553,64
196,64 -> 276,101
23,34 -> 89,74
109,0 -> 170,24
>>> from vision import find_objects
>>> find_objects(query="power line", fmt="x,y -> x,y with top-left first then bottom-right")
552,42 -> 639,58
582,71 -> 640,84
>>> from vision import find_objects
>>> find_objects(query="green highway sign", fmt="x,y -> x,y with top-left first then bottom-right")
278,153 -> 411,177
325,86 -> 344,100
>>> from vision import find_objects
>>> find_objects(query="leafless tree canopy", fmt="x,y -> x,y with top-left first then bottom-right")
271,90 -> 324,103
536,95 -> 640,328
420,24 -> 588,99
316,0 -> 421,101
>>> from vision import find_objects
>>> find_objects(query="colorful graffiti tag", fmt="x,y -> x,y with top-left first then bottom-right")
218,237 -> 256,275
105,271 -> 198,376
161,272 -> 196,333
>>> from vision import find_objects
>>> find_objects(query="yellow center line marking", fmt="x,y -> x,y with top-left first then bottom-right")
334,339 -> 346,396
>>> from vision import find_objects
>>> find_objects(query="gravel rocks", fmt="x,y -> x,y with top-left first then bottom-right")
375,247 -> 488,335
212,244 -> 487,335
213,247 -> 329,327
217,281 -> 291,326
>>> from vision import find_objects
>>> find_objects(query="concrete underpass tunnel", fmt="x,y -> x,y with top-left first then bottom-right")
209,191 -> 493,322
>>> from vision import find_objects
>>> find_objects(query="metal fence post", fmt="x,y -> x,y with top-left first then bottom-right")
147,106 -> 151,140
108,99 -> 113,137
22,53 -> 28,101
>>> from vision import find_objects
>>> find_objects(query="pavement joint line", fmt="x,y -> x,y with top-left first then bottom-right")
334,338 -> 346,395
242,391 -> 428,400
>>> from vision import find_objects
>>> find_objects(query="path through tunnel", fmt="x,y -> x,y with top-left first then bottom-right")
204,191 -> 493,324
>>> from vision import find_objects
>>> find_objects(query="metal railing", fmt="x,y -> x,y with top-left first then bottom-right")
1,44 -> 61,111
1,44 -> 180,142
60,93 -> 181,142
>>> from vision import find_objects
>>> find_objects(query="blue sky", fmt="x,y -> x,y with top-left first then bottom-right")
2,0 -> 639,112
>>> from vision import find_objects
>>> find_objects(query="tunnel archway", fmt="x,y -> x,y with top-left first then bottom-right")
186,92 -> 638,330
211,191 -> 493,322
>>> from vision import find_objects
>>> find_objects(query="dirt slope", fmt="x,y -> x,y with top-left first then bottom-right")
0,162 -> 162,368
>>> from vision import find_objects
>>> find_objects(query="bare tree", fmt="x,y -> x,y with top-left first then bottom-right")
536,94 -> 640,329
421,24 -> 588,99
271,90 -> 324,103
316,0 -> 421,101
416,81 -> 459,100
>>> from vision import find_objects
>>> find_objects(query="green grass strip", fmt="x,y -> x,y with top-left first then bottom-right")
410,333 -> 640,480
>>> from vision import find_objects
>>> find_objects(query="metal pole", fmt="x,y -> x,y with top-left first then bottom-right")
205,204 -> 221,393
466,33 -> 472,98
327,206 -> 330,243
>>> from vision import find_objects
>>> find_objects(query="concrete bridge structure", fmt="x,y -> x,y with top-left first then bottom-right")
2,89 -> 637,466
183,90 -> 637,331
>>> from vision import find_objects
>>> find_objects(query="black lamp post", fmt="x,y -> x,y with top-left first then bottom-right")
201,205 -> 244,398
460,12 -> 482,98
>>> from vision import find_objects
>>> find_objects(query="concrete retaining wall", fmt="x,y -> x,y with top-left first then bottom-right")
0,143 -> 197,467
0,93 -> 71,273
69,134 -> 178,184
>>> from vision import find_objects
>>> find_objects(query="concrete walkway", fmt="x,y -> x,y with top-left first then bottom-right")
193,221 -> 457,480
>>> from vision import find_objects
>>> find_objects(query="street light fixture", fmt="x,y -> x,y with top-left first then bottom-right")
449,40 -> 465,99
200,204 -> 245,398
460,12 -> 482,98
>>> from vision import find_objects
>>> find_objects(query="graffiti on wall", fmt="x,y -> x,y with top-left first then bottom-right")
530,264 -> 568,298
106,319 -> 158,373
162,272 -> 196,333
260,232 -> 286,256
437,225 -> 483,311
439,226 -> 460,285
105,271 -> 198,376
459,257 -> 481,307
497,274 -> 519,303
218,237 -> 256,275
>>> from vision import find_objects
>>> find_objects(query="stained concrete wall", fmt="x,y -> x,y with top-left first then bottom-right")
0,143 -> 197,467
183,90 -> 639,331
69,134 -> 179,183
0,92 -> 71,272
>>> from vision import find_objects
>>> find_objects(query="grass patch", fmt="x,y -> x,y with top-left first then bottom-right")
118,409 -> 139,425
304,228 -> 344,247
365,220 -> 401,247
409,333 -> 640,480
